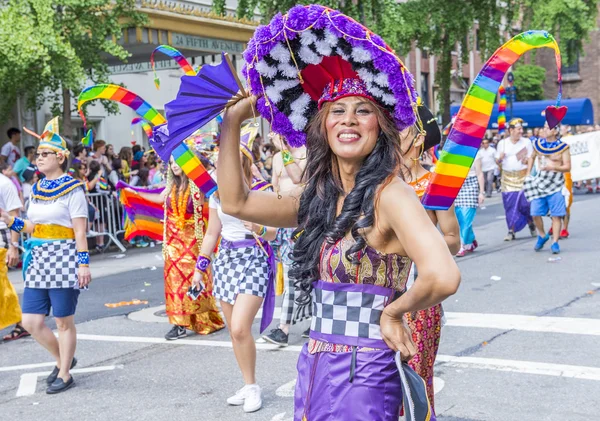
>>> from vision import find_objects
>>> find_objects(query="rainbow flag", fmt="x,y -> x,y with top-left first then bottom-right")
117,181 -> 164,242
497,85 -> 507,134
422,30 -> 563,210
98,177 -> 109,191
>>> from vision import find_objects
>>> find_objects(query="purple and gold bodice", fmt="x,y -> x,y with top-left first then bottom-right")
309,237 -> 412,353
318,237 -> 412,291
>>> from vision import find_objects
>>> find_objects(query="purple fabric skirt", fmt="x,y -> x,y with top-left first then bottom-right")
294,344 -> 403,421
502,191 -> 532,232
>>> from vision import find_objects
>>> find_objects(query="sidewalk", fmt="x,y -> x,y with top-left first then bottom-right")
8,246 -> 165,294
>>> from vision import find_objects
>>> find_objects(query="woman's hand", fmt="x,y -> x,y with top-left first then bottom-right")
478,192 -> 485,205
223,95 -> 257,124
242,221 -> 262,234
78,266 -> 92,288
192,270 -> 206,291
0,209 -> 13,226
7,244 -> 19,267
380,307 -> 416,361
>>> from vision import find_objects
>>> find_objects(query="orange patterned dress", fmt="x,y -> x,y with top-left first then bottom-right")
163,186 -> 224,334
407,171 -> 443,410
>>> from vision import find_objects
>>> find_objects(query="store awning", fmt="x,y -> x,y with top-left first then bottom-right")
450,98 -> 595,128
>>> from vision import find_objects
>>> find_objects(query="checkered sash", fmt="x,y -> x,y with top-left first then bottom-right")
310,280 -> 395,348
24,239 -> 78,289
523,171 -> 565,202
454,176 -> 480,208
0,228 -> 9,250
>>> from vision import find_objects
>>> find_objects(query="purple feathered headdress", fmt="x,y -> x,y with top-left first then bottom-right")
243,4 -> 418,147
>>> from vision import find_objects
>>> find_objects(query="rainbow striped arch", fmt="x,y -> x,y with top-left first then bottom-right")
77,84 -> 217,196
421,30 -> 562,210
150,45 -> 196,89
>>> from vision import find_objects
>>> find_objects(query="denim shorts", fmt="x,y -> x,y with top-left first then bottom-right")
530,191 -> 567,217
22,287 -> 80,318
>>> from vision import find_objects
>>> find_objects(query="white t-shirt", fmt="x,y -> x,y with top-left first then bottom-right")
495,137 -> 533,172
467,150 -> 483,178
28,188 -> 88,228
209,195 -> 252,242
0,174 -> 23,229
1,143 -> 21,167
479,146 -> 497,172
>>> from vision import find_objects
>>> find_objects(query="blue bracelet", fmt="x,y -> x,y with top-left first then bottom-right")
77,250 -> 90,266
195,254 -> 211,272
8,217 -> 24,233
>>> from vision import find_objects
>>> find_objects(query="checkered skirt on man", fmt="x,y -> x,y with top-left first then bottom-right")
24,240 -> 78,289
523,171 -> 565,202
213,245 -> 270,304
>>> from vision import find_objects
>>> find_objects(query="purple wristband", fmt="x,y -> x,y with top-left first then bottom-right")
195,254 -> 211,272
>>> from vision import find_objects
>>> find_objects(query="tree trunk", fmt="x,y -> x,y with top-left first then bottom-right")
62,87 -> 72,140
438,37 -> 453,126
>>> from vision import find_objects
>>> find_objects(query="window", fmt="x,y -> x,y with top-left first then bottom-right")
421,73 -> 430,108
562,40 -> 580,75
475,29 -> 480,51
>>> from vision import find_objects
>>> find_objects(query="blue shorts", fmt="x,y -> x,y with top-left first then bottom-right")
530,191 -> 566,217
22,288 -> 80,318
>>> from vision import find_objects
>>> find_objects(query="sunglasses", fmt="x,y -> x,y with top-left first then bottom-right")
35,151 -> 57,159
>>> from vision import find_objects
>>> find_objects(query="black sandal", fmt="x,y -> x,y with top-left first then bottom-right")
2,324 -> 30,341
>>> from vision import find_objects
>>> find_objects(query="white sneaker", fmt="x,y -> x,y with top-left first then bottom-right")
226,386 -> 248,406
242,385 -> 262,413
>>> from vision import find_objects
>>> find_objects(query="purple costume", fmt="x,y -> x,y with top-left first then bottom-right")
294,238 -> 434,421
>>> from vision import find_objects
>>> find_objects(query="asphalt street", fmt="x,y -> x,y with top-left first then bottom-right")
1,190 -> 599,421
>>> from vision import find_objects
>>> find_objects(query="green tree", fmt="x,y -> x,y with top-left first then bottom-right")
212,0 -> 227,16
0,0 -> 146,135
512,64 -> 547,101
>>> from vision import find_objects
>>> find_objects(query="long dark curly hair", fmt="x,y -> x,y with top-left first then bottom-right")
290,101 -> 405,304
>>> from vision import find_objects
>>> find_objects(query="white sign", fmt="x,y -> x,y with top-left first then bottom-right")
563,131 -> 600,182
171,32 -> 245,54
108,59 -> 181,75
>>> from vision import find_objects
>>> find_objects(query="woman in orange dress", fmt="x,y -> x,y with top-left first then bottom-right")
134,159 -> 224,339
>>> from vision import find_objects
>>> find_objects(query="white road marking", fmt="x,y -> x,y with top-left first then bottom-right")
275,379 -> 296,397
73,334 -> 600,381
445,312 -> 600,336
591,282 -> 600,287
270,413 -> 291,421
433,376 -> 445,394
129,306 -> 600,337
0,362 -> 56,373
16,365 -> 121,397
436,355 -> 600,381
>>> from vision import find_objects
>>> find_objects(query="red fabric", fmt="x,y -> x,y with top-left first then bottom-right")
300,56 -> 358,101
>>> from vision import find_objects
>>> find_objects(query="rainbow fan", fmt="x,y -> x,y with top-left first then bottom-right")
422,31 -> 564,210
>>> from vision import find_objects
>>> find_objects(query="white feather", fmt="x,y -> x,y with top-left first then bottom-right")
356,68 -> 375,84
351,47 -> 371,63
289,93 -> 311,130
256,59 -> 277,78
314,38 -> 332,56
299,46 -> 322,65
374,72 -> 389,87
300,30 -> 317,46
270,43 -> 291,63
335,47 -> 349,62
324,29 -> 339,47
278,62 -> 298,78
265,79 -> 299,104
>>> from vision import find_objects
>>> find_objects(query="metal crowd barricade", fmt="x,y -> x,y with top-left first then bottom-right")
87,192 -> 127,252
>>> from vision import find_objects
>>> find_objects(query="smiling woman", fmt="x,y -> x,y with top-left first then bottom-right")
208,5 -> 461,421
0,117 -> 90,395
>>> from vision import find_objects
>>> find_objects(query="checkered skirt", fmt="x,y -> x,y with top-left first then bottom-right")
0,228 -> 9,250
24,240 -> 78,289
523,171 -> 565,202
213,245 -> 270,305
455,176 -> 480,208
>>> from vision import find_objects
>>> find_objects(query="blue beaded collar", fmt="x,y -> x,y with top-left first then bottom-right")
31,175 -> 85,201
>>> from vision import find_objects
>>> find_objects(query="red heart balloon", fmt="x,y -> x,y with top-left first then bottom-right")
545,105 -> 567,129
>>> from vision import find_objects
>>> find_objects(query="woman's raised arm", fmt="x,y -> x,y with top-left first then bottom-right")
217,96 -> 300,228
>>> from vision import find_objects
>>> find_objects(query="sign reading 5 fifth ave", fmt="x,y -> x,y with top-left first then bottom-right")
172,33 -> 245,54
